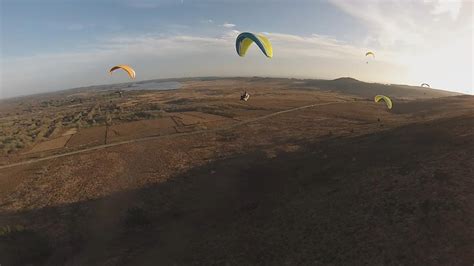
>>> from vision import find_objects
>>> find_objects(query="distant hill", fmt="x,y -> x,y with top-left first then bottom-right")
2,76 -> 461,102
331,77 -> 361,83
297,77 -> 460,100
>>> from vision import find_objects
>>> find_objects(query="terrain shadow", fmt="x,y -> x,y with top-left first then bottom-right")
0,115 -> 473,265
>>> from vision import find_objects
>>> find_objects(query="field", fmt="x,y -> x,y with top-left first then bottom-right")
0,77 -> 473,265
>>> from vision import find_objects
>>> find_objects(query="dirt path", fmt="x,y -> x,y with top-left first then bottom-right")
0,101 -> 344,170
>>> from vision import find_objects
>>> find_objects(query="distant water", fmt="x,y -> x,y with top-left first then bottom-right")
124,81 -> 182,91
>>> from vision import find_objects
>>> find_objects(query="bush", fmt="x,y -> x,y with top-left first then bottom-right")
134,111 -> 153,119
15,141 -> 25,149
0,225 -> 25,236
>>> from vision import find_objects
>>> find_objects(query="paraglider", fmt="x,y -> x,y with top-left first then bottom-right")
236,32 -> 273,58
365,51 -> 375,64
374,95 -> 393,110
421,83 -> 430,88
109,65 -> 136,79
240,91 -> 250,101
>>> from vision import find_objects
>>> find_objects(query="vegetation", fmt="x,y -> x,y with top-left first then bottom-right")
0,226 -> 51,265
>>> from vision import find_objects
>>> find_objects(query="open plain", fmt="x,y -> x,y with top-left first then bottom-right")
0,77 -> 473,265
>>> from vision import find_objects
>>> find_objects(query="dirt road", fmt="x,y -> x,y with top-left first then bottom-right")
0,101 -> 344,170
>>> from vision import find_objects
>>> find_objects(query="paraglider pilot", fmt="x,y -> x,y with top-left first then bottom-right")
241,91 -> 250,101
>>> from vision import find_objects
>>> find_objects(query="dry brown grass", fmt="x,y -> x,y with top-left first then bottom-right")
0,78 -> 472,265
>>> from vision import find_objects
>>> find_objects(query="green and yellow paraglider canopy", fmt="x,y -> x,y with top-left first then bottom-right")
236,32 -> 273,58
109,65 -> 136,79
365,51 -> 375,58
374,95 -> 393,110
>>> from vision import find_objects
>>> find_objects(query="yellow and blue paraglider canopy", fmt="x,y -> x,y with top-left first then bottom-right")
236,32 -> 273,58
109,65 -> 136,79
374,95 -> 393,109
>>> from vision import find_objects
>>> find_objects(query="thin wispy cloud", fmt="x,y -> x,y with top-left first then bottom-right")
222,23 -> 236,28
329,0 -> 426,48
267,32 -> 361,59
329,0 -> 472,93
66,24 -> 86,31
123,0 -> 166,8
1,0 -> 471,98
123,0 -> 188,8
1,30 -> 367,98
425,0 -> 462,20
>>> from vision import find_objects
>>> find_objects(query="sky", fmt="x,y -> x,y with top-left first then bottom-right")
0,0 -> 472,98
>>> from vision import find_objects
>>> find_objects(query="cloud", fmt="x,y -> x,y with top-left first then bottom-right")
266,32 -> 362,59
1,33 -> 236,98
1,30 -> 367,98
222,23 -> 236,28
66,24 -> 86,31
329,0 -> 427,48
124,0 -> 165,8
425,0 -> 462,20
328,0 -> 473,94
329,0 -> 470,50
199,19 -> 214,25
123,0 -> 188,8
3,10 -> 472,99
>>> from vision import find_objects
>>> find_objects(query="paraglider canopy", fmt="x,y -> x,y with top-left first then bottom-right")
374,95 -> 393,110
365,51 -> 375,58
236,32 -> 273,58
421,83 -> 430,88
365,51 -> 375,64
109,65 -> 136,79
